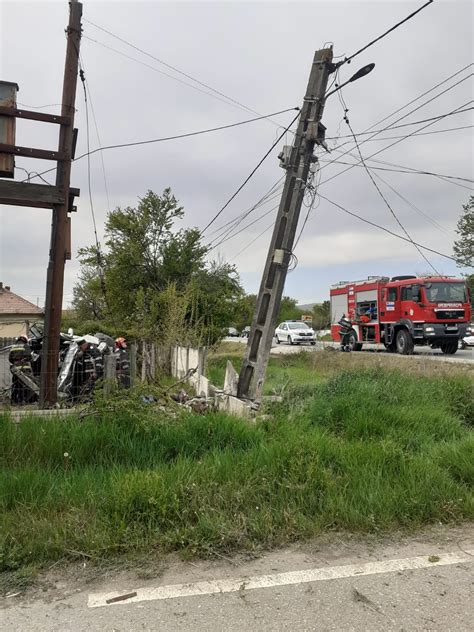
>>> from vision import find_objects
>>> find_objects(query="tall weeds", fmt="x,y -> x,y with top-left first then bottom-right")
0,368 -> 472,573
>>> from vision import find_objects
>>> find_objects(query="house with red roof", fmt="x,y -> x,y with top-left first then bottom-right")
0,282 -> 43,338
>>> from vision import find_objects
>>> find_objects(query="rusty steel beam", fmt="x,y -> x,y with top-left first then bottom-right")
0,181 -> 80,209
0,142 -> 64,161
0,106 -> 70,125
0,181 -> 64,208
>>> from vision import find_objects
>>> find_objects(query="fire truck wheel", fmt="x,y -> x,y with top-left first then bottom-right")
395,329 -> 414,355
348,331 -> 362,351
440,341 -> 458,355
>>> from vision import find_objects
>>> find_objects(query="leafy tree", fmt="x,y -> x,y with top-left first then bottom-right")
72,189 -> 243,343
71,246 -> 107,323
103,189 -> 208,325
232,294 -> 257,332
312,300 -> 331,330
453,196 -> 474,268
230,293 -> 304,330
278,296 -> 304,322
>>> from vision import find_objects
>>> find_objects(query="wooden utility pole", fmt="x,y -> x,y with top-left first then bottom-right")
39,0 -> 82,407
238,47 -> 333,402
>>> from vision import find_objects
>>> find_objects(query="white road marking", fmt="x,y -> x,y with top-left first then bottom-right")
88,549 -> 473,608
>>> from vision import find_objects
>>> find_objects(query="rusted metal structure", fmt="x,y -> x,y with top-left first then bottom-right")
0,81 -> 19,177
0,0 -> 82,406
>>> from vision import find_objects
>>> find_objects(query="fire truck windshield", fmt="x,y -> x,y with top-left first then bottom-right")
424,282 -> 466,303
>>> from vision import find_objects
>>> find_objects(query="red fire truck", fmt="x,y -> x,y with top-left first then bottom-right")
330,275 -> 471,355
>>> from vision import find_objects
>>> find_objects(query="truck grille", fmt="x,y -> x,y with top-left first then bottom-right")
435,310 -> 464,320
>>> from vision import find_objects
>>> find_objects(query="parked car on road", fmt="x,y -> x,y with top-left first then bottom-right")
274,321 -> 316,345
227,327 -> 240,337
459,325 -> 474,349
241,326 -> 251,338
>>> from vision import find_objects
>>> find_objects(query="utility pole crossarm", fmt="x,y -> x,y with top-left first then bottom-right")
237,47 -> 334,402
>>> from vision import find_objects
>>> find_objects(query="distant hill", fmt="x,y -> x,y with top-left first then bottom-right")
297,303 -> 322,311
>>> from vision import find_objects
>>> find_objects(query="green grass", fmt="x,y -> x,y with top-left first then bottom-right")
206,347 -> 326,394
0,365 -> 472,578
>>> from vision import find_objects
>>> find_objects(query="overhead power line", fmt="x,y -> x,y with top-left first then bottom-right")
317,193 -> 456,262
78,64 -> 100,246
206,180 -> 284,248
319,99 -> 473,187
230,222 -> 275,261
325,108 -> 474,140
22,108 -> 298,183
338,1 -> 434,67
200,109 -> 301,235
352,62 -> 472,133
343,111 -> 441,275
325,73 -> 473,173
209,203 -> 280,252
211,70 -> 474,251
83,19 -> 264,119
83,34 -> 254,113
363,155 -> 474,184
320,154 -> 474,187
17,102 -> 65,110
339,124 -> 474,144
82,64 -> 111,214
72,107 -> 298,160
370,170 -> 450,235
206,176 -> 284,239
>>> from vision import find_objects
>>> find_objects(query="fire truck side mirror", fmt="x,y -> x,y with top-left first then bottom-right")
412,286 -> 421,302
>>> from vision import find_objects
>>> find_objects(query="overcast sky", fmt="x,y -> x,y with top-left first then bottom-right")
1,0 -> 473,308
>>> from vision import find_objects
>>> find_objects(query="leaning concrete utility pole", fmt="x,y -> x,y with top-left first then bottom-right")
237,47 -> 333,402
40,0 -> 82,407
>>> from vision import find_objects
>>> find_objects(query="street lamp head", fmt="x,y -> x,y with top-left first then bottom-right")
325,62 -> 375,99
348,63 -> 375,83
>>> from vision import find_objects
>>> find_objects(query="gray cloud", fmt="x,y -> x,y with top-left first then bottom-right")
1,0 -> 472,306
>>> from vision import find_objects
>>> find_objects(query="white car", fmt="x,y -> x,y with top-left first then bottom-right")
274,321 -> 316,345
459,334 -> 474,349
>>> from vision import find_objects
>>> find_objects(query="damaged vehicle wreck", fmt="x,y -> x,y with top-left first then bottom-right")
6,325 -> 123,406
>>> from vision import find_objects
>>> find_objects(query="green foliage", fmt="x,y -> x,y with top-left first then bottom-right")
453,195 -> 474,269
1,366 -> 472,573
230,294 -> 305,332
71,189 -> 243,343
312,300 -> 330,329
232,294 -> 256,331
71,246 -> 108,324
278,296 -> 304,323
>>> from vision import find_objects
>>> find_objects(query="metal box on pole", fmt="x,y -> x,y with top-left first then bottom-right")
0,81 -> 19,178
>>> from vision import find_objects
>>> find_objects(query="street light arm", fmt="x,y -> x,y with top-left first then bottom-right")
325,63 -> 375,99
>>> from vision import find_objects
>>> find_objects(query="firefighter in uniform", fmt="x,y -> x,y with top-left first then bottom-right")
8,335 -> 33,404
72,339 -> 101,401
338,315 -> 353,352
115,337 -> 131,388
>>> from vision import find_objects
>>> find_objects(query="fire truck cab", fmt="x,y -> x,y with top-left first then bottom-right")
330,275 -> 471,355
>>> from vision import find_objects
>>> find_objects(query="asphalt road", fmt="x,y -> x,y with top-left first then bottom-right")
226,337 -> 474,364
2,526 -> 473,631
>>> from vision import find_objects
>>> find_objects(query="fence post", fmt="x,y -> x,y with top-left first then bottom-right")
150,343 -> 156,381
130,342 -> 137,386
103,354 -> 116,396
141,341 -> 147,382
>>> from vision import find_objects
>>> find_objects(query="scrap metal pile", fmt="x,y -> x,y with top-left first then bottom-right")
5,326 -> 130,406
